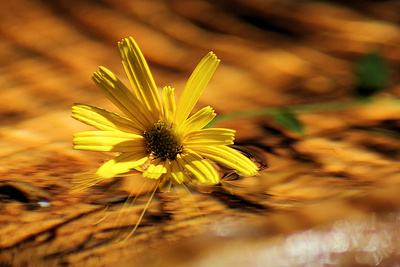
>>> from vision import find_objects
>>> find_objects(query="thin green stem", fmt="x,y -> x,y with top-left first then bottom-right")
208,98 -> 373,127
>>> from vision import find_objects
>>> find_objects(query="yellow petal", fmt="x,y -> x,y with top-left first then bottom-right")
185,128 -> 235,146
96,152 -> 148,178
163,86 -> 176,122
73,131 -> 142,138
176,150 -> 219,185
179,106 -> 216,136
174,52 -> 220,126
169,159 -> 187,184
71,104 -> 141,134
92,67 -> 152,129
73,131 -> 145,152
191,145 -> 258,176
118,37 -> 163,119
143,158 -> 168,180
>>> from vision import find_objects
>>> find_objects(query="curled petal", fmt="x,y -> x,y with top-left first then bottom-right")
143,158 -> 168,180
96,152 -> 148,178
169,159 -> 187,184
180,106 -> 216,135
72,104 -> 141,134
176,150 -> 219,185
191,146 -> 258,176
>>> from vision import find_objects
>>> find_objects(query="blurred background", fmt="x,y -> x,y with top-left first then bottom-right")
1,1 -> 400,266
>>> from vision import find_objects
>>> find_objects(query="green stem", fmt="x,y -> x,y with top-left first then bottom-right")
208,98 -> 370,127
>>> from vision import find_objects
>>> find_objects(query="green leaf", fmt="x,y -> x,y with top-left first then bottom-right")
272,109 -> 304,135
355,51 -> 389,97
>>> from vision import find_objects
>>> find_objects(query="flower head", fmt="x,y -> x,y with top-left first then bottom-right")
72,37 -> 258,187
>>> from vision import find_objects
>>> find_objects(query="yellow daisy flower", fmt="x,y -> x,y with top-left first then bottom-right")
72,37 -> 258,187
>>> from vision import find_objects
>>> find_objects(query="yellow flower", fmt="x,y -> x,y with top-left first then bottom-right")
72,37 -> 258,187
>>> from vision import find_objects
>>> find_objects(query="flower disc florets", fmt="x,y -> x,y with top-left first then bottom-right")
143,120 -> 183,160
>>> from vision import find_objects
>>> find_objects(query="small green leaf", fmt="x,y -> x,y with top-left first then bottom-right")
355,51 -> 389,97
272,109 -> 304,135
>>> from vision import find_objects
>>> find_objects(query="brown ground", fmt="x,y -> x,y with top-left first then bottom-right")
1,1 -> 400,266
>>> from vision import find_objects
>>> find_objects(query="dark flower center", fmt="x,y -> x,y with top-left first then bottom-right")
143,120 -> 183,160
